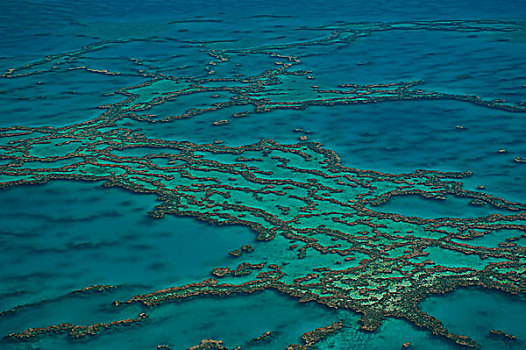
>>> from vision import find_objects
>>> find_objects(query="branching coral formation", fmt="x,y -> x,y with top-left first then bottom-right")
1,19 -> 525,349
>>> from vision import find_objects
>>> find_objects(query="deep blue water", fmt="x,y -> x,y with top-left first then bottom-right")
1,1 -> 525,349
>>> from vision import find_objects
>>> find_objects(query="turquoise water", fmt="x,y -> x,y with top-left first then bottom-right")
422,288 -> 526,349
1,1 -> 526,349
371,194 -> 514,219
0,181 -> 255,310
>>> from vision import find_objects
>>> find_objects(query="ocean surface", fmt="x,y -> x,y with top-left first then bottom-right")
0,1 -> 525,349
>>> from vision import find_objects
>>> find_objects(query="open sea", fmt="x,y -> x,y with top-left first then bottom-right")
1,1 -> 525,349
